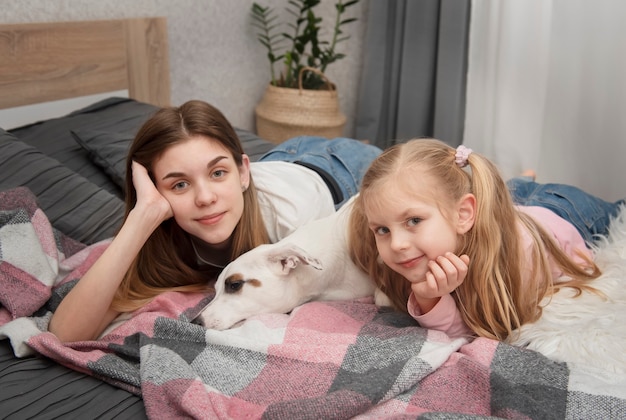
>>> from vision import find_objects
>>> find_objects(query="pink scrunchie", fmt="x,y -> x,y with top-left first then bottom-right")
455,145 -> 472,168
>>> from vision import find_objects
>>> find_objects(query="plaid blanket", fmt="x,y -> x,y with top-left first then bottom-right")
1,186 -> 625,419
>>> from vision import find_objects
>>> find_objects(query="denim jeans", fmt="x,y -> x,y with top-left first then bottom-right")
507,177 -> 625,246
259,136 -> 382,209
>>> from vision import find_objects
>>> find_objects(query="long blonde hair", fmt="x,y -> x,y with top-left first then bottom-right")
348,138 -> 601,341
112,100 -> 270,312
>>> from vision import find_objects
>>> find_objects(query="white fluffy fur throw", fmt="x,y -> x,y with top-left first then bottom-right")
509,206 -> 626,376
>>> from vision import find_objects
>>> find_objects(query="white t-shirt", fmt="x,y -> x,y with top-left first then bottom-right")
250,161 -> 335,243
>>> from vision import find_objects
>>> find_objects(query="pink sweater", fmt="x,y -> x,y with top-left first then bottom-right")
407,206 -> 593,337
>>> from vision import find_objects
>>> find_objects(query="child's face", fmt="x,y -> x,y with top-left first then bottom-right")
364,175 -> 465,285
152,135 -> 250,249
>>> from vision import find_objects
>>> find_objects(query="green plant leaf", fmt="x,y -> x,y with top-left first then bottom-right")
252,0 -> 361,89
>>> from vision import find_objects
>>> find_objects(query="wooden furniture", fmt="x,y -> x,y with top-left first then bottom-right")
0,17 -> 170,110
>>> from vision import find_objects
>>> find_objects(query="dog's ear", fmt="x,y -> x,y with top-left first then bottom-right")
267,244 -> 323,275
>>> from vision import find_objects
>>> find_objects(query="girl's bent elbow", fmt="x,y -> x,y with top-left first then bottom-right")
48,315 -> 101,343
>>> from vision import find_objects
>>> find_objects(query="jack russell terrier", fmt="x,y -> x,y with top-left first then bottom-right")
193,195 -> 391,330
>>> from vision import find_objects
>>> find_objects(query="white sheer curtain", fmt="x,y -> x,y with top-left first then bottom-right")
464,0 -> 626,201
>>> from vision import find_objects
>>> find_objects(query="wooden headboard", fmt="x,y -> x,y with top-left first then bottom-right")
0,17 -> 170,109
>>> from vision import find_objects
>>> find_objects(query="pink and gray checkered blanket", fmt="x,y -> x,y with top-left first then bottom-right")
1,186 -> 625,419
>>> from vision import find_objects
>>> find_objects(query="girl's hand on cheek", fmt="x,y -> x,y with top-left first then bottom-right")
131,161 -> 173,221
411,252 -> 470,299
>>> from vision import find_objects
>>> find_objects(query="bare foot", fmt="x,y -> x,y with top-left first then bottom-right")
521,169 -> 536,181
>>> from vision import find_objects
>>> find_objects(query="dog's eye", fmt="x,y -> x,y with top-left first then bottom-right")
225,279 -> 244,293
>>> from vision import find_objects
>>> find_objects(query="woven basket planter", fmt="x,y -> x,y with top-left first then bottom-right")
255,69 -> 346,144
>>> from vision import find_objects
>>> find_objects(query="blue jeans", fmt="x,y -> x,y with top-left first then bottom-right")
507,177 -> 625,246
259,136 -> 382,209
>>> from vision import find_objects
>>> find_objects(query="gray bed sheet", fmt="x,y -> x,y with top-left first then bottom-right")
0,340 -> 147,419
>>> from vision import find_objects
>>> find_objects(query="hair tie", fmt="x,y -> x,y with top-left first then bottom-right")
455,145 -> 472,168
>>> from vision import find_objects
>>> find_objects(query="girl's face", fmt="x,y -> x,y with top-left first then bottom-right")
152,135 -> 250,249
364,173 -> 474,285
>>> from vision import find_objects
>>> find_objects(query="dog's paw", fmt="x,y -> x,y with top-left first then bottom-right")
374,288 -> 393,307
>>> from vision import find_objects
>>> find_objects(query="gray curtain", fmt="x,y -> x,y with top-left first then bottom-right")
355,0 -> 470,148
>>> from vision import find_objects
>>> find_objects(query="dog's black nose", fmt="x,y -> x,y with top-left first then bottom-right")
191,316 -> 205,327
191,300 -> 213,327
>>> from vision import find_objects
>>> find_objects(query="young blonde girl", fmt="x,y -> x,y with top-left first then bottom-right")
348,138 -> 623,341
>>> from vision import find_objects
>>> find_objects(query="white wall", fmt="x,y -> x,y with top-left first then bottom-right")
0,0 -> 368,136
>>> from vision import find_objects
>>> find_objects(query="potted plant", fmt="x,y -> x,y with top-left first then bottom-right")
251,0 -> 361,143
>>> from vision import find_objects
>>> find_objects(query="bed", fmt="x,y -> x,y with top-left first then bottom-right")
1,17 -> 625,420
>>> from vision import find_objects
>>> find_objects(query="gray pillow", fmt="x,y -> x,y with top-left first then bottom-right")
70,127 -> 276,190
0,128 -> 124,244
10,97 -> 159,199
71,130 -> 132,189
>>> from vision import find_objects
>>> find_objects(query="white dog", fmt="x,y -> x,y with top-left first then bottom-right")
194,196 -> 390,330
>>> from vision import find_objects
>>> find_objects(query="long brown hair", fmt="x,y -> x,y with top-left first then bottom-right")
112,100 -> 270,312
348,138 -> 601,341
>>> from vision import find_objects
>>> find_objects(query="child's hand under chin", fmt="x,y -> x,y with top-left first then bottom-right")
411,252 -> 470,301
